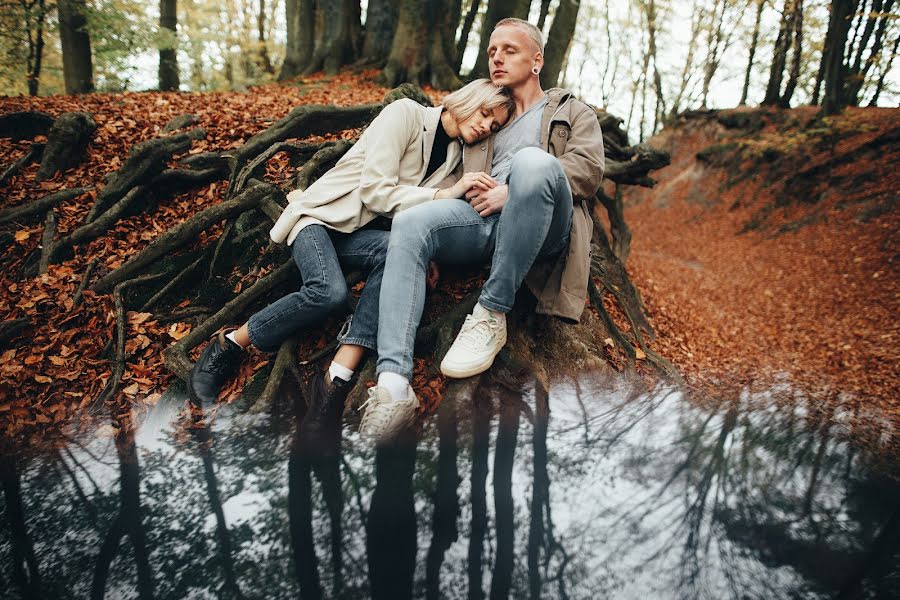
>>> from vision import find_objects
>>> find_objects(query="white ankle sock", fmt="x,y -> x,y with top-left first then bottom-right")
328,361 -> 354,383
377,372 -> 410,403
225,330 -> 248,349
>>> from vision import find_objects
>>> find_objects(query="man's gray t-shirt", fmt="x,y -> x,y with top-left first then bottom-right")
490,95 -> 549,185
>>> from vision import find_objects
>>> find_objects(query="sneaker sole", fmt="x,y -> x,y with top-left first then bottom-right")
439,334 -> 507,379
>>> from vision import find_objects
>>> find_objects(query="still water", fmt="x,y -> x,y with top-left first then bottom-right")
2,372 -> 898,599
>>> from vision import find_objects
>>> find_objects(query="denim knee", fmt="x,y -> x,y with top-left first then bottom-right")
510,147 -> 563,182
390,209 -> 435,250
303,278 -> 349,313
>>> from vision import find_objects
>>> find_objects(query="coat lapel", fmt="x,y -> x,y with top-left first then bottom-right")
419,106 -> 444,179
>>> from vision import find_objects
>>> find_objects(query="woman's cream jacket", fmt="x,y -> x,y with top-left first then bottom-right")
270,98 -> 461,245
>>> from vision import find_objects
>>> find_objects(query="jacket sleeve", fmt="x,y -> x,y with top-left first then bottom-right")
557,103 -> 605,201
358,99 -> 439,214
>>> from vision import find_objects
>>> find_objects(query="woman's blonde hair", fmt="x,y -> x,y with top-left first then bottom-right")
442,78 -> 514,124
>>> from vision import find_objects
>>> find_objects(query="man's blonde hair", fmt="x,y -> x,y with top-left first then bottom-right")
442,78 -> 514,124
494,17 -> 544,55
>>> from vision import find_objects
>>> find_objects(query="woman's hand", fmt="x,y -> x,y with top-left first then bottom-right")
435,171 -> 496,199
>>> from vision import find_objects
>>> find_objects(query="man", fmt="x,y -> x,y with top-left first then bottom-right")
358,18 -> 606,442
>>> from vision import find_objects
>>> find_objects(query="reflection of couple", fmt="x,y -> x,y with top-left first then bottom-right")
188,17 -> 606,443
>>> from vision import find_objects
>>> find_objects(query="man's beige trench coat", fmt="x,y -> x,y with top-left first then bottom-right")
460,87 -> 606,323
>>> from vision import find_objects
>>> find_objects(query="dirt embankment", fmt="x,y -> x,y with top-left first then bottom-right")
619,106 -> 899,454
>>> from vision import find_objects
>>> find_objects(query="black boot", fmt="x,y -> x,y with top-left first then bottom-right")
299,371 -> 354,455
188,331 -> 244,407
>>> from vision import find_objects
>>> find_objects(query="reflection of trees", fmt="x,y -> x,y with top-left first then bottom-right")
467,382 -> 493,600
366,431 -> 417,600
288,390 -> 345,600
489,387 -> 519,600
527,380 -> 571,600
425,387 -> 460,600
1,454 -> 43,598
91,417 -> 154,600
191,421 -> 244,599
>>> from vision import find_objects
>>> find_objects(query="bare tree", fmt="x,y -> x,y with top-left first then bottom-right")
740,0 -> 766,105
780,0 -> 803,106
544,0 -> 582,88
58,0 -> 94,93
159,0 -> 180,91
470,0 -> 531,78
455,0 -> 482,71
381,0 -> 462,89
359,0 -> 399,67
844,0 -> 896,104
279,0 -> 314,80
820,0 -> 860,115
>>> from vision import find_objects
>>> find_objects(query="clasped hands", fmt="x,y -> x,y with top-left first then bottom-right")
436,171 -> 508,217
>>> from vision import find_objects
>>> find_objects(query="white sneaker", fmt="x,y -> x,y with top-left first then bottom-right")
358,385 -> 420,443
440,304 -> 507,378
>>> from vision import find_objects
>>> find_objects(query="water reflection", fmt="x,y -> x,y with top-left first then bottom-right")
2,373 -> 898,599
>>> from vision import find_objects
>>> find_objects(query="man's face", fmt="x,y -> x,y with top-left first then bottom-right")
488,25 -> 541,87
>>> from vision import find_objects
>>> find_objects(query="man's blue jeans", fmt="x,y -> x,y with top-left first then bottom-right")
377,147 -> 573,378
247,224 -> 387,352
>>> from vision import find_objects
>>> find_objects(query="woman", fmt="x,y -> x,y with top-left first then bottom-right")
188,79 -> 514,419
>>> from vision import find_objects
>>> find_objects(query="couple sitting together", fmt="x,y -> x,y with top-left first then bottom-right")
188,18 -> 606,443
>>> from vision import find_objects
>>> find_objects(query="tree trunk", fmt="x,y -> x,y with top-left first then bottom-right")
780,0 -> 803,106
820,0 -> 860,115
470,0 -> 531,78
868,28 -> 899,105
740,0 -> 766,105
23,0 -> 48,97
304,0 -> 361,75
280,0 -> 315,80
455,0 -> 481,71
542,0 -> 581,88
360,0 -> 399,67
762,0 -> 796,105
257,0 -> 275,74
845,0 -> 895,104
381,0 -> 462,89
644,0 -> 666,134
537,0 -> 552,29
57,0 -> 94,94
159,0 -> 180,91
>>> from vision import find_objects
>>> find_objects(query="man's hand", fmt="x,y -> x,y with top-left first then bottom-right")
435,171 -> 496,200
467,184 -> 508,217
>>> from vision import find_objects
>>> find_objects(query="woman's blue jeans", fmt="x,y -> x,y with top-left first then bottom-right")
377,147 -> 573,378
247,224 -> 387,352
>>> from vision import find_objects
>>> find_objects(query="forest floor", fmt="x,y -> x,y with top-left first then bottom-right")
0,73 -> 897,462
622,105 -> 899,463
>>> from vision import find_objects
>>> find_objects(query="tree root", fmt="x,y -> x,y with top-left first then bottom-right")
232,104 -> 378,166
596,187 -> 632,262
91,274 -> 165,413
85,128 -> 206,223
604,144 -> 671,186
163,260 -> 296,380
38,211 -> 57,275
36,112 -> 96,181
0,143 -> 44,187
92,180 -> 279,293
227,141 -> 329,198
0,318 -> 29,350
141,256 -> 205,312
294,141 -> 354,191
0,111 -> 54,140
49,185 -> 147,265
73,258 -> 99,308
248,337 -> 299,414
0,187 -> 92,226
